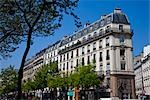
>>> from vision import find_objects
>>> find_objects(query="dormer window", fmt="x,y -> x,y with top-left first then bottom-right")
95,22 -> 99,29
101,20 -> 104,27
84,29 -> 88,34
83,37 -> 86,42
119,25 -> 123,31
90,26 -> 93,31
94,32 -> 97,37
88,34 -> 91,39
99,29 -> 103,35
106,26 -> 111,33
107,16 -> 111,23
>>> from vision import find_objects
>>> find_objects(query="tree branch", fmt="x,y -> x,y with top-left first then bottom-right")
31,0 -> 46,29
15,0 -> 31,28
0,29 -> 15,43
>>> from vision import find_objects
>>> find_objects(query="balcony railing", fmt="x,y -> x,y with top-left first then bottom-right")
58,28 -> 132,54
110,70 -> 134,75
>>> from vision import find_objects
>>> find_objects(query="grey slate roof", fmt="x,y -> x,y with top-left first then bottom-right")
113,13 -> 130,25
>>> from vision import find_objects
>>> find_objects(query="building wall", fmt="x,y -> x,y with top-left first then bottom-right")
23,50 -> 45,82
134,53 -> 143,98
23,8 -> 136,99
134,45 -> 150,98
142,45 -> 150,95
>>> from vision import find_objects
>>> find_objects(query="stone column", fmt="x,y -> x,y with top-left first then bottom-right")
131,77 -> 136,99
110,75 -> 119,100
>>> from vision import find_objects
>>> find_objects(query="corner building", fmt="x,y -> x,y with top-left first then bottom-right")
44,8 -> 136,99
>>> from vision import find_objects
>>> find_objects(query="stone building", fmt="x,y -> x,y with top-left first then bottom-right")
23,8 -> 136,99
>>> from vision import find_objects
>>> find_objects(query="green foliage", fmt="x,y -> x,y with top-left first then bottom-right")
47,75 -> 64,88
0,65 -> 18,94
34,65 -> 48,90
22,80 -> 35,92
33,62 -> 58,90
69,64 -> 100,88
0,0 -> 81,59
22,63 -> 101,91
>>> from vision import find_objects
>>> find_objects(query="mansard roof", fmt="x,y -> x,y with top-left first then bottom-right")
60,8 -> 130,46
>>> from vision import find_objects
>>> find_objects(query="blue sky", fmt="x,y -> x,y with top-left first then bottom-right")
0,0 -> 149,69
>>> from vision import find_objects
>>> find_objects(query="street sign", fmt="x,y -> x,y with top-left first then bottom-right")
67,90 -> 73,96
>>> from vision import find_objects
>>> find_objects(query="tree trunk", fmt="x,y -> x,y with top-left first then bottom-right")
17,30 -> 32,99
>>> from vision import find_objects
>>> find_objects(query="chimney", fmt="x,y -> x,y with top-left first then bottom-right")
114,8 -> 121,13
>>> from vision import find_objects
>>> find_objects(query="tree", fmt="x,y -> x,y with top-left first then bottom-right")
0,0 -> 81,98
34,62 -> 58,89
22,80 -> 35,92
34,65 -> 49,90
0,65 -> 18,94
69,64 -> 100,88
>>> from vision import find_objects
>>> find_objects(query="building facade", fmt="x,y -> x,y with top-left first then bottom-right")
134,45 -> 150,99
23,8 -> 136,99
142,45 -> 150,96
23,49 -> 46,82
44,8 -> 135,99
134,53 -> 143,98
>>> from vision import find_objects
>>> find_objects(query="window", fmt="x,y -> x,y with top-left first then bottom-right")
83,37 -> 86,42
120,49 -> 125,56
82,47 -> 84,54
100,64 -> 103,71
106,63 -> 110,75
71,61 -> 73,69
107,16 -> 111,23
87,45 -> 90,52
94,32 -> 97,37
99,40 -> 102,48
76,49 -> 79,56
106,26 -> 111,33
106,37 -> 110,47
71,51 -> 73,58
89,26 -> 93,31
72,42 -> 74,45
63,63 -> 65,70
119,35 -> 125,43
93,54 -> 96,63
119,25 -> 123,31
87,56 -> 90,64
63,54 -> 65,61
121,62 -> 126,70
67,62 -> 68,70
99,29 -> 103,35
93,42 -> 96,50
101,20 -> 104,27
106,50 -> 110,60
82,57 -> 84,65
88,35 -> 91,39
67,53 -> 69,60
99,52 -> 102,61
54,51 -> 55,56
95,23 -> 99,29
76,59 -> 79,67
